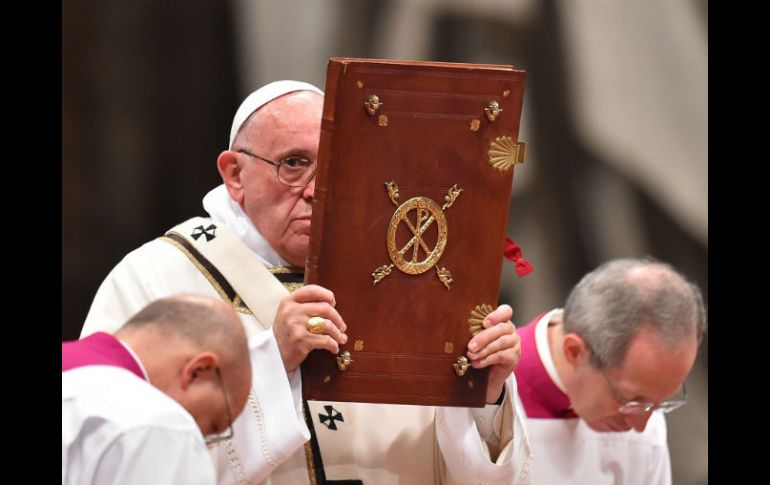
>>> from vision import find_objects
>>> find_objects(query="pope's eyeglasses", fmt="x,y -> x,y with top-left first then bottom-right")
236,148 -> 316,188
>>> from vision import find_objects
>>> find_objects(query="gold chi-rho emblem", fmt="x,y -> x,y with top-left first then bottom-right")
372,181 -> 462,289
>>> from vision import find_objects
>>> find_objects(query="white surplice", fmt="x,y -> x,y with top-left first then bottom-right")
62,365 -> 216,485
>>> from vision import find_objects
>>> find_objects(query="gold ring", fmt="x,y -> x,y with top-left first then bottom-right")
307,316 -> 327,335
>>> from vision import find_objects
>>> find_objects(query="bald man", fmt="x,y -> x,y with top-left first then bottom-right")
81,81 -> 532,485
512,258 -> 706,485
63,294 -> 252,485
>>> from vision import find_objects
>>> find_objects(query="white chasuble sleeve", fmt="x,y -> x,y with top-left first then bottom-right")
209,329 -> 310,485
435,375 -> 533,485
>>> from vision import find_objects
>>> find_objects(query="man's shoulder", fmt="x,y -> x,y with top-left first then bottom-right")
116,236 -> 195,272
83,216 -> 243,335
163,216 -> 218,236
63,366 -> 198,434
119,216 -> 221,266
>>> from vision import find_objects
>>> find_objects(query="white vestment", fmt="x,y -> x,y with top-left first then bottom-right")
62,365 -> 216,485
526,414 -> 670,485
81,185 -> 533,485
518,311 -> 671,485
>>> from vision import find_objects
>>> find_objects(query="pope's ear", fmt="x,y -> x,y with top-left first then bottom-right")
217,150 -> 244,204
179,352 -> 218,390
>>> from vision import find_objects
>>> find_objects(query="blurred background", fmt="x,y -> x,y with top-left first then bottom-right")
62,0 -> 707,483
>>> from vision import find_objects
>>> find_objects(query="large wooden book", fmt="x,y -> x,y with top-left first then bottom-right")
303,58 -> 527,407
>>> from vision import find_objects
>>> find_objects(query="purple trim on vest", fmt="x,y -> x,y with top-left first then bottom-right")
62,332 -> 146,381
513,312 -> 577,419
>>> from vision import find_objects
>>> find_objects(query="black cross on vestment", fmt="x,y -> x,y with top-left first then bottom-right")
318,405 -> 344,430
191,224 -> 217,241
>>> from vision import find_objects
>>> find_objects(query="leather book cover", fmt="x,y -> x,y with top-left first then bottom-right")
303,57 -> 527,407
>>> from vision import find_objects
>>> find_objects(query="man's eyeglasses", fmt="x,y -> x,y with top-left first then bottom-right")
600,368 -> 687,415
236,149 -> 316,188
205,368 -> 234,446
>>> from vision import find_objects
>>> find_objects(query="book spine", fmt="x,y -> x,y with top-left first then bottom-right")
305,58 -> 346,285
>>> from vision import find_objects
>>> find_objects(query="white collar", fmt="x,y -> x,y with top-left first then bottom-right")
535,308 -> 567,393
201,184 -> 289,268
116,339 -> 150,383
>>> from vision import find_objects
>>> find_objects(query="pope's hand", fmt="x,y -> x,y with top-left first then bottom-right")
272,284 -> 347,373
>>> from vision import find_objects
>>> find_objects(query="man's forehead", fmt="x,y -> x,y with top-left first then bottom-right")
229,80 -> 323,149
611,327 -> 695,398
255,91 -> 323,119
238,93 -> 323,151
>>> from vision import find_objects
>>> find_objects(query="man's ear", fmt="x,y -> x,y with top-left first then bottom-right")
562,333 -> 590,368
180,351 -> 219,390
217,150 -> 245,204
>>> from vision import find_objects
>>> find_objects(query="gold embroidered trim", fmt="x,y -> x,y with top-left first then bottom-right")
302,405 -> 318,485
159,235 -> 253,315
304,442 -> 318,485
231,294 -> 251,314
283,282 -> 304,293
269,266 -> 304,293
268,266 -> 304,275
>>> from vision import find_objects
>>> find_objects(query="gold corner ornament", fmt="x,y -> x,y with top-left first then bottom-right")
470,119 -> 480,132
337,351 -> 353,371
442,185 -> 462,210
365,94 -> 383,115
371,181 -> 463,287
385,180 -> 400,206
468,304 -> 494,336
485,100 -> 503,121
454,356 -> 470,376
489,136 -> 527,172
372,264 -> 394,285
436,267 -> 453,289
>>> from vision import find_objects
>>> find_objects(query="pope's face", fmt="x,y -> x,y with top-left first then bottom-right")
234,91 -> 323,266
